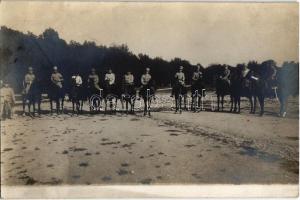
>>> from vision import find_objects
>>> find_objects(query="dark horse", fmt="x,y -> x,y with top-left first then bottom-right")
22,79 -> 42,116
140,80 -> 156,116
229,69 -> 254,113
121,83 -> 137,114
48,82 -> 65,114
215,76 -> 231,112
69,78 -> 85,114
191,78 -> 205,112
172,80 -> 187,113
230,68 -> 273,116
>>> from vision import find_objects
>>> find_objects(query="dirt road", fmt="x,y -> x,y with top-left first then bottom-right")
1,95 -> 298,185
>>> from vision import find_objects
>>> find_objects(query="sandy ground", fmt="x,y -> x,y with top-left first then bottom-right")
1,93 -> 298,186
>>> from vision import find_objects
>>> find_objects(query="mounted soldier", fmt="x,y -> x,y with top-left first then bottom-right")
171,66 -> 187,113
87,68 -> 102,112
121,71 -> 136,114
22,67 -> 36,115
140,67 -> 155,116
70,71 -> 84,114
88,68 -> 101,91
191,64 -> 205,111
220,65 -> 231,85
23,67 -> 36,95
171,66 -> 185,97
49,66 -> 65,114
51,66 -> 64,88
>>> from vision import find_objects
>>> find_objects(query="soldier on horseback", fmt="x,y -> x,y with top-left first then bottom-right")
104,68 -> 115,87
171,66 -> 185,97
140,67 -> 153,96
88,68 -> 101,91
51,66 -> 64,88
50,66 -> 65,114
23,67 -> 36,94
191,64 -> 205,111
22,67 -> 36,115
140,67 -> 155,116
220,65 -> 231,85
124,71 -> 134,86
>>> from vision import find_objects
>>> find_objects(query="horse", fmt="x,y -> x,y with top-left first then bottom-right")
190,78 -> 205,112
48,82 -> 65,114
229,69 -> 255,113
121,82 -> 137,114
215,76 -> 231,112
68,78 -> 85,114
139,80 -> 156,116
22,79 -> 42,116
172,80 -> 187,113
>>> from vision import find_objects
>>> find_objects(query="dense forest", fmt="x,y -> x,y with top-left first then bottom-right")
0,26 -> 298,94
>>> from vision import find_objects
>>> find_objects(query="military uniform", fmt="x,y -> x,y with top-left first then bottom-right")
71,75 -> 83,86
88,74 -> 101,90
105,73 -> 115,85
192,71 -> 202,82
51,72 -> 63,88
141,73 -> 152,86
124,74 -> 134,85
23,73 -> 35,94
0,86 -> 15,119
175,72 -> 185,86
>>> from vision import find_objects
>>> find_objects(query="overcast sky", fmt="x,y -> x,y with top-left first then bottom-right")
0,1 -> 298,66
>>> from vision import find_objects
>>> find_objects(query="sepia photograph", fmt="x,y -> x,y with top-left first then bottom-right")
0,0 -> 299,198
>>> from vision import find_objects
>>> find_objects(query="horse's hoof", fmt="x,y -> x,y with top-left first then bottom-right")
259,112 -> 264,116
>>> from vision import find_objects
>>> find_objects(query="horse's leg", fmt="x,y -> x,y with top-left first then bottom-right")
249,96 -> 253,114
191,95 -> 195,111
183,95 -> 187,110
230,95 -> 233,112
125,100 -> 128,114
259,95 -> 265,116
217,95 -> 220,111
175,96 -> 178,113
237,96 -> 241,113
56,99 -> 60,114
179,95 -> 182,114
50,99 -> 53,115
148,99 -> 151,116
143,99 -> 147,116
104,99 -> 107,115
234,96 -> 237,112
253,96 -> 257,114
80,100 -> 84,113
22,96 -> 26,115
198,96 -> 201,110
38,98 -> 41,115
32,99 -> 36,116
61,98 -> 64,114
27,99 -> 32,116
221,95 -> 224,111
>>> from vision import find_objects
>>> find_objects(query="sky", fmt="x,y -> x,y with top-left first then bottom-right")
0,1 -> 298,67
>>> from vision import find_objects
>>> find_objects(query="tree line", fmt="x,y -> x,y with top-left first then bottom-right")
0,26 -> 298,95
